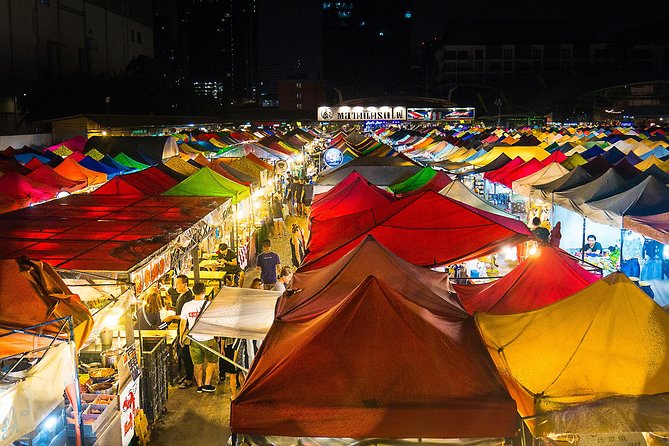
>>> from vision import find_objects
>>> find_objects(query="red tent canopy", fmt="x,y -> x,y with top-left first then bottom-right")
27,165 -> 87,193
541,151 -> 568,165
495,158 -> 545,188
0,195 -> 228,271
312,171 -> 372,205
303,190 -> 532,271
245,152 -> 274,171
454,245 -> 600,314
310,175 -> 395,221
483,156 -> 525,182
279,235 -> 459,319
0,171 -> 61,203
24,157 -> 46,171
93,166 -> 178,196
232,276 -> 517,438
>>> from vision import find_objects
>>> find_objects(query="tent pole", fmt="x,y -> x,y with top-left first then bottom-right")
192,247 -> 200,284
550,192 -> 555,226
234,196 -> 239,251
581,216 -> 586,262
619,221 -> 625,272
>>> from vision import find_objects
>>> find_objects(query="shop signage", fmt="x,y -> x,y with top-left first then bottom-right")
120,376 -> 141,446
130,250 -> 171,294
323,148 -> 344,168
407,107 -> 476,121
318,106 -> 406,121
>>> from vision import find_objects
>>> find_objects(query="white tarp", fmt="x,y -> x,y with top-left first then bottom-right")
439,181 -> 519,219
0,342 -> 76,446
190,287 -> 282,340
512,162 -> 569,197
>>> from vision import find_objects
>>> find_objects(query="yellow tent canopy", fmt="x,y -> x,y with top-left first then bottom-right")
469,146 -> 551,166
476,272 -> 669,436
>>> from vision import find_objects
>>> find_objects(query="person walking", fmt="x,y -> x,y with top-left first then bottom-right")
179,282 -> 218,393
256,239 -> 281,290
169,275 -> 195,389
290,223 -> 305,268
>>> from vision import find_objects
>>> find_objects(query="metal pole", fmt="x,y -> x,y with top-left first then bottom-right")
581,216 -> 586,262
192,247 -> 200,283
619,224 -> 625,272
69,316 -> 85,446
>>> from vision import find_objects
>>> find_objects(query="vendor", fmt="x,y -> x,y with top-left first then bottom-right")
136,291 -> 165,330
217,243 -> 244,287
582,234 -> 603,256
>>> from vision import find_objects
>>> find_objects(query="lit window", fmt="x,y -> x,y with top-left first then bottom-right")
323,2 -> 331,9
379,31 -> 384,37
404,11 -> 412,19
296,82 -> 302,88
296,93 -> 302,99
296,103 -> 302,109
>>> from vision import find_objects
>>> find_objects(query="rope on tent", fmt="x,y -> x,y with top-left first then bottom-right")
187,335 -> 249,373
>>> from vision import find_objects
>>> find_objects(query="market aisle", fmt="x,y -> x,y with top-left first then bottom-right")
150,215 -> 308,445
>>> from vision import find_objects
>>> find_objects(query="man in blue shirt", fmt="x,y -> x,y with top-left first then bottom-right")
256,239 -> 281,290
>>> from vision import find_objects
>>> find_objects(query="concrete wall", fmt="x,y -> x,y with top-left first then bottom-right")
0,133 -> 53,148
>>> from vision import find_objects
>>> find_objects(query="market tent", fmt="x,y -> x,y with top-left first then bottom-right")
623,213 -> 669,244
163,166 -> 250,204
279,236 -> 457,319
190,287 -> 283,340
495,158 -> 545,188
466,153 -> 513,174
0,195 -> 229,271
316,156 -> 421,187
511,162 -> 569,196
162,155 -> 200,177
476,272 -> 669,436
24,157 -> 46,171
98,154 -> 135,173
85,136 -> 179,164
581,155 -> 611,177
388,166 -> 439,193
310,174 -> 395,221
540,151 -> 567,165
454,245 -> 599,314
232,276 -> 518,438
439,180 -> 518,219
93,166 -> 178,196
560,153 -> 587,170
113,152 -> 151,170
396,171 -> 452,196
210,159 -> 258,186
27,164 -> 87,194
53,156 -> 107,186
44,135 -> 87,153
584,176 -> 669,227
0,171 -> 62,204
553,168 -> 632,214
530,166 -> 593,201
484,157 -> 525,183
303,191 -> 532,271
469,146 -> 550,166
0,257 -> 93,353
78,155 -> 124,177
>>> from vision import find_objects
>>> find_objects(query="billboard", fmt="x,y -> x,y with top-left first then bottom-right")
407,108 -> 475,121
318,106 -> 406,121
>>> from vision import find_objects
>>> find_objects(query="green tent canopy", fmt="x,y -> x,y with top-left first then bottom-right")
560,153 -> 587,170
162,166 -> 250,204
389,166 -> 437,193
113,152 -> 150,170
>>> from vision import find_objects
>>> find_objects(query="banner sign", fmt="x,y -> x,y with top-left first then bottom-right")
318,106 -> 406,121
130,250 -> 171,294
407,107 -> 475,121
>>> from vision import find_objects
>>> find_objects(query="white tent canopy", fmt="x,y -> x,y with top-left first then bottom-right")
512,162 -> 569,197
190,287 -> 282,340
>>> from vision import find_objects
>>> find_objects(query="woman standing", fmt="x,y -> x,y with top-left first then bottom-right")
290,224 -> 305,268
136,291 -> 164,330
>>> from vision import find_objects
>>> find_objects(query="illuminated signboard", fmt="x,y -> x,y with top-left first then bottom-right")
318,106 -> 406,121
323,148 -> 344,168
407,108 -> 476,121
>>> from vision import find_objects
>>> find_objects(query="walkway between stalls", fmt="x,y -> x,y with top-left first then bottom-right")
150,215 -> 308,445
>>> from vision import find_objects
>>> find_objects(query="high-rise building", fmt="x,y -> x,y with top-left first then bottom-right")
179,0 -> 257,104
321,0 -> 412,100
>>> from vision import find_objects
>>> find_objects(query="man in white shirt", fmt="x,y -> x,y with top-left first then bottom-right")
179,282 -> 218,393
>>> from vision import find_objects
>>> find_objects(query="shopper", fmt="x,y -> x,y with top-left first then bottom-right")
179,282 -> 218,393
290,223 -> 305,268
271,195 -> 287,237
217,243 -> 245,287
272,266 -> 293,292
256,239 -> 281,290
136,291 -> 164,330
249,278 -> 263,289
170,275 -> 195,389
530,217 -> 550,243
